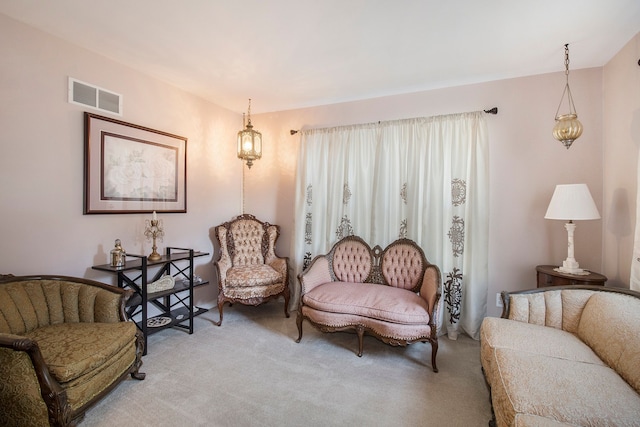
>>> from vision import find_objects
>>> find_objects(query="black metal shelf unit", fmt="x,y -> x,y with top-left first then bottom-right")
92,247 -> 209,355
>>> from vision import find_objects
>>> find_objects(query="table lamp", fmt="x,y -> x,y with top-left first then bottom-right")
544,183 -> 600,274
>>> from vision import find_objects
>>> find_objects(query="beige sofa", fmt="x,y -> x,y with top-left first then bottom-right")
480,285 -> 640,427
0,275 -> 145,427
296,235 -> 441,372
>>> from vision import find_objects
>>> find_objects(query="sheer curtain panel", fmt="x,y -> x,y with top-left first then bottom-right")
293,112 -> 489,339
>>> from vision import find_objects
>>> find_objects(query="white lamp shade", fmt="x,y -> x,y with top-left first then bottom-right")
544,184 -> 600,221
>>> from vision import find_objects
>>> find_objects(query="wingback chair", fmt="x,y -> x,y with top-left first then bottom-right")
213,214 -> 290,325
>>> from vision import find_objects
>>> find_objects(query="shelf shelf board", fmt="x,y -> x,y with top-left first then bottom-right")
126,280 -> 209,307
137,306 -> 208,335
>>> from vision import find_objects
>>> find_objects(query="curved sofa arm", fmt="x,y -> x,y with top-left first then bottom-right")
76,279 -> 132,323
298,256 -> 332,295
0,333 -> 71,426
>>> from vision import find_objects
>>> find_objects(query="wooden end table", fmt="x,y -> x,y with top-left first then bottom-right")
536,265 -> 607,288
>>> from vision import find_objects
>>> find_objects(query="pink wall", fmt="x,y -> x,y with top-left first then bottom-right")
2,13 -> 635,319
0,14 -> 242,307
602,33 -> 640,287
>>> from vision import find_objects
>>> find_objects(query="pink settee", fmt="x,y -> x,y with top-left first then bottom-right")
296,236 -> 441,372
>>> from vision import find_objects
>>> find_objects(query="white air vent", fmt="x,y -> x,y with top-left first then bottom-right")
68,77 -> 122,116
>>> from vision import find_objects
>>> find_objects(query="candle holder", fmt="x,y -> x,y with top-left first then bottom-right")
144,214 -> 164,261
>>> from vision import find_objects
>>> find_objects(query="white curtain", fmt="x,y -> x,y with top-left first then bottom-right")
292,112 -> 489,339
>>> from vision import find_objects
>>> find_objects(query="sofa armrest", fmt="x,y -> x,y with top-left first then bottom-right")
298,256 -> 332,295
0,333 -> 71,426
419,264 -> 441,317
82,281 -> 132,323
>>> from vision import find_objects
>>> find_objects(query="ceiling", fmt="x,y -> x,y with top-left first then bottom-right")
2,0 -> 640,114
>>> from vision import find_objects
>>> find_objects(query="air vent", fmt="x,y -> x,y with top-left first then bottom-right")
68,77 -> 122,115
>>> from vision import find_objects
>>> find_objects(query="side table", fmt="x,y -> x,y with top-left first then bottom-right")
536,265 -> 607,288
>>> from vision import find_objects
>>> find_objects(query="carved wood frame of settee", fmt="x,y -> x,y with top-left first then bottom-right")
296,235 -> 442,372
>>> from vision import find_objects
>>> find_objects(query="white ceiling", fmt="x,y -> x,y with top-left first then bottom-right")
2,0 -> 640,114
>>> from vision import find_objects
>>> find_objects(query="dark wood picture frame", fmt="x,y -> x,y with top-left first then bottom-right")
84,112 -> 187,214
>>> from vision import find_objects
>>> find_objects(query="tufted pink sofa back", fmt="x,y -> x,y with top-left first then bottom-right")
331,239 -> 372,283
381,242 -> 425,290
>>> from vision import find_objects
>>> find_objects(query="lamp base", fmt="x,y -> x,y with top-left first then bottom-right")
555,259 -> 590,276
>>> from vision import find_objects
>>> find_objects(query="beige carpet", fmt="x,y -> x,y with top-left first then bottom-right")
82,303 -> 492,426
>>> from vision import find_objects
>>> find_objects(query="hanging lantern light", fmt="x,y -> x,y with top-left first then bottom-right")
237,98 -> 262,168
553,44 -> 583,149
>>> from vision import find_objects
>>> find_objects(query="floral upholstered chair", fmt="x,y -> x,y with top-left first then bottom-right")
213,214 -> 290,325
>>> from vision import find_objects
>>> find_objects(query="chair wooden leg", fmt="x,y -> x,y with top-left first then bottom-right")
215,297 -> 224,327
295,311 -> 303,343
130,331 -> 146,380
430,339 -> 439,373
356,325 -> 365,357
283,287 -> 291,318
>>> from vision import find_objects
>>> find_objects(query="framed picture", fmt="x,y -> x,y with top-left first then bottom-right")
84,112 -> 187,214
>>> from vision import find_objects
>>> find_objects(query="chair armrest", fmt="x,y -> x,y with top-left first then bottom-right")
298,256 -> 333,295
213,226 -> 232,286
0,333 -> 71,426
419,265 -> 441,319
268,257 -> 289,282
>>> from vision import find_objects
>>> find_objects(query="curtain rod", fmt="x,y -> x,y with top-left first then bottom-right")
290,107 -> 498,135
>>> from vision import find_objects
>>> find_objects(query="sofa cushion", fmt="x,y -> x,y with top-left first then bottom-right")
480,317 -> 604,387
508,290 -> 563,328
514,414 -> 580,427
26,321 -> 137,383
303,282 -> 429,325
63,340 -> 137,410
491,348 -> 640,427
577,291 -> 640,394
507,289 -> 596,334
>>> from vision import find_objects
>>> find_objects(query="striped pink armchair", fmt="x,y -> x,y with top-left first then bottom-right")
213,214 -> 290,325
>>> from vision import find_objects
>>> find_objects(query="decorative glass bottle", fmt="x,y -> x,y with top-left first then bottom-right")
110,239 -> 126,268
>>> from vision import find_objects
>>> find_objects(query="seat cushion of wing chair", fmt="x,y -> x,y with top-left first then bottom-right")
226,265 -> 282,288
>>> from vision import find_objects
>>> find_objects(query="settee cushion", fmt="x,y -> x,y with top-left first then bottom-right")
491,348 -> 640,427
577,292 -> 640,394
302,281 -> 429,325
26,322 -> 137,383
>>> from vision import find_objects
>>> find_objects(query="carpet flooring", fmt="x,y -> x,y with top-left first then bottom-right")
81,303 -> 492,426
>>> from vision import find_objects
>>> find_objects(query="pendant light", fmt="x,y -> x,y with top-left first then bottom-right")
552,44 -> 583,149
237,99 -> 262,168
